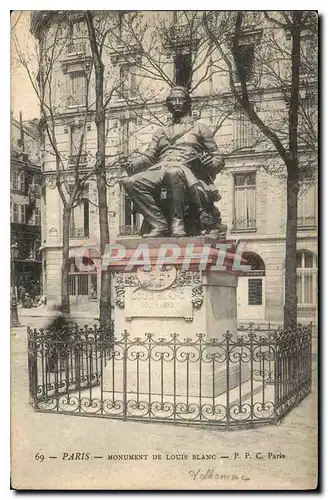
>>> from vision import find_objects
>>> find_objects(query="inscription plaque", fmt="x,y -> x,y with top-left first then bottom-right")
125,286 -> 193,320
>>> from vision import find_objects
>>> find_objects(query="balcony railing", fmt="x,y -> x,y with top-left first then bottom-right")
232,218 -> 256,231
66,42 -> 86,55
68,154 -> 88,167
297,304 -> 316,319
70,228 -> 89,239
297,216 -> 316,229
66,97 -> 87,108
165,24 -> 201,49
119,225 -> 141,236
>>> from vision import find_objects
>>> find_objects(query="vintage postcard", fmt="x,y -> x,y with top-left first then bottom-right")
10,9 -> 318,490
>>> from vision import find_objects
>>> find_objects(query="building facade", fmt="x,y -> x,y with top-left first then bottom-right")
11,115 -> 42,297
30,11 -> 318,323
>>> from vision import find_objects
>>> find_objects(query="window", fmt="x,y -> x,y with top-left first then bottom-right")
233,173 -> 256,231
298,181 -> 317,229
11,171 -> 18,191
34,207 -> 41,226
19,171 -> 25,191
119,190 -> 141,235
297,250 -> 317,318
119,64 -> 136,99
68,257 -> 97,298
299,32 -> 317,77
117,11 -> 130,40
83,199 -> 89,237
174,52 -> 192,88
49,227 -> 59,239
19,204 -> 26,224
298,95 -> 317,144
248,278 -> 262,305
67,70 -> 86,107
67,19 -> 86,54
230,30 -> 261,83
12,203 -> 18,223
68,274 -> 76,295
77,274 -> 89,295
232,43 -> 255,82
28,207 -> 35,225
90,275 -> 97,300
70,125 -> 87,157
70,185 -> 89,238
119,118 -> 137,156
233,112 -> 254,149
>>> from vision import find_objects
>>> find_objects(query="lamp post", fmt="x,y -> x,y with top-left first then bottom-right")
11,242 -> 20,327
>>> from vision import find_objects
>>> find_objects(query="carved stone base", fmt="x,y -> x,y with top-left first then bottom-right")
106,237 -> 244,397
111,237 -> 239,341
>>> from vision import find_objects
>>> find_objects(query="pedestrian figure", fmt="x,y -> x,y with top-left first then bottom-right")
46,306 -> 76,373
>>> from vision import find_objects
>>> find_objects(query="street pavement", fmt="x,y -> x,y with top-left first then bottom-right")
10,313 -> 318,491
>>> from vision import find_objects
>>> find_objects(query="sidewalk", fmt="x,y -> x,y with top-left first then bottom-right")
18,305 -> 99,320
10,323 -> 318,491
17,307 -> 98,327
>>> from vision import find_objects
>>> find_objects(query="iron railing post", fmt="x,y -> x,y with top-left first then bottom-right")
226,331 -> 230,430
27,327 -> 38,408
123,330 -> 128,421
309,322 -> 313,391
296,329 -> 300,405
274,330 -> 278,424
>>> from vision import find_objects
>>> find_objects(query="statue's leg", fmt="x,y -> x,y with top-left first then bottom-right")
121,170 -> 169,236
162,166 -> 187,237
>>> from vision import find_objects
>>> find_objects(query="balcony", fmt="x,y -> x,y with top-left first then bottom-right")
119,225 -> 141,236
231,218 -> 256,232
297,304 -> 316,319
66,42 -> 86,56
68,154 -> 88,167
297,216 -> 316,230
70,227 -> 89,239
164,24 -> 201,51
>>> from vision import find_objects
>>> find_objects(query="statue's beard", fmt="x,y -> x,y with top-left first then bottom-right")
167,104 -> 190,118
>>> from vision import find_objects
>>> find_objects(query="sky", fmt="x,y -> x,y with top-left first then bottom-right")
11,11 -> 40,121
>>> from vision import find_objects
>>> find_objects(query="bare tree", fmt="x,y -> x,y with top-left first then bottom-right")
84,11 -> 113,332
203,10 -> 318,326
12,12 -> 94,313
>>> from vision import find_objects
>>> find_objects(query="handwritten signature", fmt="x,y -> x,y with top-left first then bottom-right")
189,468 -> 250,481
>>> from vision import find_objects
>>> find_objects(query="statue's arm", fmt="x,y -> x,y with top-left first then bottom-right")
199,123 -> 225,175
130,129 -> 162,173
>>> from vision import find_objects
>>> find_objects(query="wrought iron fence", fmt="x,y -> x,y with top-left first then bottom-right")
28,323 -> 312,429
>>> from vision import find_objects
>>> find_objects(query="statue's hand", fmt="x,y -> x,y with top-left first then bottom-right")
201,153 -> 213,169
125,161 -> 135,176
119,156 -> 135,175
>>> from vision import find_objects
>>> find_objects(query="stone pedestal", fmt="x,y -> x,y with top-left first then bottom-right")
104,237 -> 247,397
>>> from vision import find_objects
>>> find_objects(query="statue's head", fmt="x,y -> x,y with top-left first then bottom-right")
165,86 -> 191,116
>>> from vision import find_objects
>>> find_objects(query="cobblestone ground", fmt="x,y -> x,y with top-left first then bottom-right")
11,314 -> 318,491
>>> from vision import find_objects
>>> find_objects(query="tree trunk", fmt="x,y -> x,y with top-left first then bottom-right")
61,206 -> 71,314
94,62 -> 112,333
283,169 -> 299,328
85,11 -> 112,333
97,165 -> 112,332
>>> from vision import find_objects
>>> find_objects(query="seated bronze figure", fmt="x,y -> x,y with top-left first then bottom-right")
121,86 -> 227,239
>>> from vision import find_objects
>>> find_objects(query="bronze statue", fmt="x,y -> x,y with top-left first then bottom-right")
121,86 -> 227,238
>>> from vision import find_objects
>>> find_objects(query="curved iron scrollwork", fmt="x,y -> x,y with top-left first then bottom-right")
115,273 -> 125,308
113,268 -> 204,310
